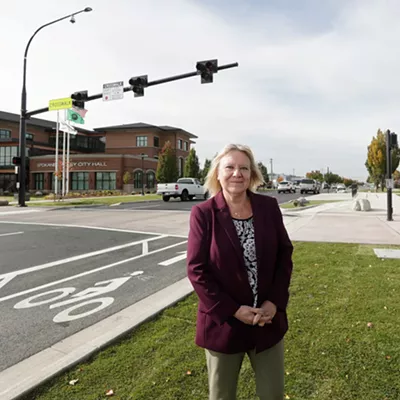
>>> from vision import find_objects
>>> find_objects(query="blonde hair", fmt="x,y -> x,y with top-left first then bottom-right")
204,144 -> 264,197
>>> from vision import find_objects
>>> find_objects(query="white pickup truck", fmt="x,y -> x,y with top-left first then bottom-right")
156,177 -> 208,202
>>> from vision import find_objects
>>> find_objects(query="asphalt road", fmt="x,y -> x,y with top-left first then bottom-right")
56,190 -> 315,212
0,189 -> 319,373
0,222 -> 188,372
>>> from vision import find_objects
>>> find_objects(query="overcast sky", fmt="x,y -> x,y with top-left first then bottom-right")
1,0 -> 400,181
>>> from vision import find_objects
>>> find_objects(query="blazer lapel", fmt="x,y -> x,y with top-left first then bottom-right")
216,207 -> 245,263
248,191 -> 265,264
213,191 -> 245,264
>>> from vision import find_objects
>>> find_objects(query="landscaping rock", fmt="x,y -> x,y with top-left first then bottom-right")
352,200 -> 361,211
0,200 -> 9,206
297,197 -> 309,207
359,198 -> 371,211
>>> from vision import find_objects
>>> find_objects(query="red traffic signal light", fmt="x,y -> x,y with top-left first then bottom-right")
12,156 -> 21,166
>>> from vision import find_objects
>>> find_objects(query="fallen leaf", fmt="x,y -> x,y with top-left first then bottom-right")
186,370 -> 192,375
384,306 -> 387,310
69,379 -> 79,386
285,395 -> 291,399
367,322 -> 374,328
345,338 -> 351,343
105,389 -> 114,396
386,355 -> 391,360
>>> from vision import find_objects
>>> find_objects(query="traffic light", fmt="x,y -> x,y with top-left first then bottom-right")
12,156 -> 21,166
71,90 -> 88,109
129,75 -> 148,97
389,132 -> 398,148
196,59 -> 218,84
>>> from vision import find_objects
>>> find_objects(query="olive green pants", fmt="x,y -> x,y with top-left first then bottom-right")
205,340 -> 284,400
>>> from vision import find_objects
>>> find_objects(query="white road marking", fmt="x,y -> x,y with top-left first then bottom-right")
159,251 -> 187,266
0,221 -> 187,238
0,239 -> 188,303
0,235 -> 166,285
0,210 -> 42,216
142,241 -> 149,255
0,232 -> 24,237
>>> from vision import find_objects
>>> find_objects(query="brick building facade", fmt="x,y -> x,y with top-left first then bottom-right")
0,111 -> 197,193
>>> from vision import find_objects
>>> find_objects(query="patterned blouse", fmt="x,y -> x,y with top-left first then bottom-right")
232,216 -> 258,307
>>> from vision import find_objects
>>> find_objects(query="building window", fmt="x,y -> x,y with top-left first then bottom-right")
154,136 -> 159,147
26,133 -> 34,141
183,141 -> 189,151
177,139 -> 182,149
136,136 -> 147,147
71,172 -> 89,190
0,146 -> 17,166
96,172 -> 116,190
146,171 -> 155,189
0,129 -> 11,140
133,170 -> 143,189
34,173 -> 44,190
0,173 -> 16,191
178,157 -> 184,177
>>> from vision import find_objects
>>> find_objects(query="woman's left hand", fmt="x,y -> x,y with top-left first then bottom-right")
254,301 -> 277,326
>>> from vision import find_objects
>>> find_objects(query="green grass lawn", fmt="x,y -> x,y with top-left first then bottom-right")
20,194 -> 162,207
280,199 -> 343,209
22,242 -> 400,400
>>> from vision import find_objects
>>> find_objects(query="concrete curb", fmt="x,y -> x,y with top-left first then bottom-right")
0,278 -> 194,400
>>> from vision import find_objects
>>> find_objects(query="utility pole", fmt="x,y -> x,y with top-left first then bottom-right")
270,158 -> 274,185
385,130 -> 398,221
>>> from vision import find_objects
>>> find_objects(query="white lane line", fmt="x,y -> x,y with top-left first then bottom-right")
0,239 -> 188,303
0,232 -> 24,237
0,221 -> 187,238
0,235 -> 166,282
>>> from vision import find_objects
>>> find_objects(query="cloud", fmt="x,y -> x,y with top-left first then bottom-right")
1,0 -> 400,180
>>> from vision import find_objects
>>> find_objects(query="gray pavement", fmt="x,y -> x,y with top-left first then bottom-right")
1,192 -> 400,399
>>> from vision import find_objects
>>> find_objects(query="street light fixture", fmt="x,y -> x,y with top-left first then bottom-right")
17,7 -> 92,207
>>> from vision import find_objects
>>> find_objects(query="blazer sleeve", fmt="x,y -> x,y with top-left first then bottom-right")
267,199 -> 294,311
186,205 -> 240,325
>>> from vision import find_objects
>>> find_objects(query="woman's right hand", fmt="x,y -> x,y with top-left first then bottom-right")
234,305 -> 264,325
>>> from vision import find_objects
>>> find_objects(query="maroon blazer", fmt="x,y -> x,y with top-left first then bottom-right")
186,190 -> 293,354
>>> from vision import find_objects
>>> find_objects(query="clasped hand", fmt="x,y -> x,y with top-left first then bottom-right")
234,301 -> 277,326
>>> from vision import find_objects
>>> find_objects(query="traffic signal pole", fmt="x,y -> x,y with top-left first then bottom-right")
386,130 -> 394,221
25,62 -> 239,118
19,61 -> 238,205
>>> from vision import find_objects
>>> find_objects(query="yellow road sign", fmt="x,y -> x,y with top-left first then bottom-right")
49,97 -> 72,111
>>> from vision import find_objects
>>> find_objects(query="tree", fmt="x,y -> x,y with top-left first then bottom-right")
200,158 -> 212,184
325,172 -> 343,185
343,178 -> 357,187
257,162 -> 269,184
306,170 -> 324,182
156,141 -> 178,183
184,148 -> 200,178
365,129 -> 400,191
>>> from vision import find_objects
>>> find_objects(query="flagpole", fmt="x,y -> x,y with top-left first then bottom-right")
55,110 -> 59,199
66,127 -> 70,196
62,110 -> 66,197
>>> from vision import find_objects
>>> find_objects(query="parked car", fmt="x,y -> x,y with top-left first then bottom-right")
336,184 -> 346,193
156,177 -> 208,202
277,181 -> 296,194
300,179 -> 320,194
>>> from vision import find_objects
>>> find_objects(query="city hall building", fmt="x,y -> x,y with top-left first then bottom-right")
0,111 -> 197,193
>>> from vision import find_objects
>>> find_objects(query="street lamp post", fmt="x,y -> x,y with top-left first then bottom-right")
18,7 -> 92,207
141,154 -> 148,196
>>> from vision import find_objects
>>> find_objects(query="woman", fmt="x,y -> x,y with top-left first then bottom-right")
186,144 -> 293,400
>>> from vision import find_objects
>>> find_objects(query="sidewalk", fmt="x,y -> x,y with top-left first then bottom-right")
1,193 -> 400,399
282,192 -> 400,244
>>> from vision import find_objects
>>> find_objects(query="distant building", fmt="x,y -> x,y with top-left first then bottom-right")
0,111 -> 197,193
